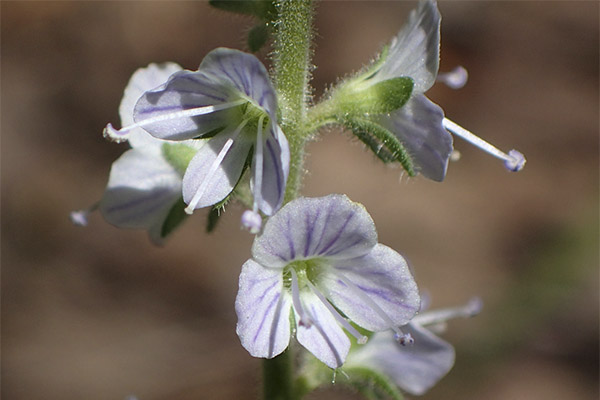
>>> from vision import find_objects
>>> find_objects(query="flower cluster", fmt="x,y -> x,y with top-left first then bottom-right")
73,0 -> 526,397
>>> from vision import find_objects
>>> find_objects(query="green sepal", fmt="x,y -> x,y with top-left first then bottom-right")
248,23 -> 270,52
160,198 -> 188,238
343,116 -> 416,176
342,366 -> 405,400
209,0 -> 277,20
162,143 -> 198,175
336,77 -> 414,116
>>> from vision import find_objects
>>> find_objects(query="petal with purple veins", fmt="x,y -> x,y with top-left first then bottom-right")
322,244 -> 420,332
346,324 -> 455,396
295,290 -> 351,369
235,259 -> 292,359
377,94 -> 453,182
252,195 -> 378,268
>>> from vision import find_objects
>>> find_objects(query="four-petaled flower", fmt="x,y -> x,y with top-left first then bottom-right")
235,194 -> 420,369
345,297 -> 482,395
104,48 -> 290,222
96,62 -> 201,244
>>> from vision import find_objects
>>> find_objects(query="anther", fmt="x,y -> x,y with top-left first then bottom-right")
241,210 -> 262,234
395,332 -> 414,346
442,118 -> 526,172
69,202 -> 99,226
437,66 -> 468,89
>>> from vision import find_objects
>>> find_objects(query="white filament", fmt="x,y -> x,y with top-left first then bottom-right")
412,297 -> 483,327
442,118 -> 526,172
184,119 -> 248,214
306,280 -> 368,345
252,115 -> 265,213
103,99 -> 246,140
290,269 -> 313,327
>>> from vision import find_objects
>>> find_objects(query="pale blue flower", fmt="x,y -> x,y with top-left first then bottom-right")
104,48 -> 290,219
235,195 -> 420,369
345,297 -> 482,395
72,63 -> 201,244
348,0 -> 525,180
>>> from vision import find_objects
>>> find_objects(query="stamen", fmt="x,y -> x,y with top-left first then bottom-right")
252,115 -> 266,214
442,118 -> 526,172
437,66 -> 468,89
184,119 -> 248,214
69,202 -> 100,226
290,269 -> 313,328
395,332 -> 414,346
306,280 -> 368,345
103,99 -> 246,141
412,297 -> 483,327
332,270 -> 408,342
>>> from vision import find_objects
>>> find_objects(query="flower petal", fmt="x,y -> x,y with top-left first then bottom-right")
235,259 -> 292,359
377,94 -> 453,181
375,0 -> 440,93
133,69 -> 241,141
252,195 -> 378,268
182,128 -> 253,210
99,148 -> 181,237
252,123 -> 290,216
199,48 -> 278,118
346,325 -> 455,396
296,290 -> 351,369
120,63 -> 183,150
322,244 -> 420,332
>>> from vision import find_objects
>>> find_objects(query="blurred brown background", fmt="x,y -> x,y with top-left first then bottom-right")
2,1 -> 598,399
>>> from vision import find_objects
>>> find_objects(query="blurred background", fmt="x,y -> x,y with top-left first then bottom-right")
2,1 -> 598,399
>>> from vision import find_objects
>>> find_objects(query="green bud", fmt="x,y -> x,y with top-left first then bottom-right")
336,77 -> 414,116
162,143 -> 198,175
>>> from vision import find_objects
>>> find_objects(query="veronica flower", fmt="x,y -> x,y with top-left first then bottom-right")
104,48 -> 290,227
235,194 -> 420,369
338,0 -> 525,181
345,297 -> 482,395
71,63 -> 201,244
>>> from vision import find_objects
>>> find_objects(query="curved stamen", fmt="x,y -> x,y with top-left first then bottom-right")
332,269 -> 410,344
306,280 -> 368,344
103,99 -> 246,141
442,118 -> 526,172
184,119 -> 248,214
252,115 -> 266,214
412,297 -> 483,327
437,66 -> 468,89
290,269 -> 313,328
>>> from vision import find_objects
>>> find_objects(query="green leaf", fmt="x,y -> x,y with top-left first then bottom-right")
209,0 -> 277,20
342,366 -> 405,400
343,116 -> 416,176
248,23 -> 270,52
161,198 -> 188,238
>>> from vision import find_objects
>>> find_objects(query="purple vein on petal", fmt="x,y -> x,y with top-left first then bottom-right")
252,291 -> 280,345
319,211 -> 355,255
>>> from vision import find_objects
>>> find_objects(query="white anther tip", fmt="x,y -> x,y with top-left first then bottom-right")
504,149 -> 526,172
241,210 -> 262,234
103,123 -> 129,143
437,66 -> 469,89
395,332 -> 414,346
184,206 -> 195,215
357,336 -> 368,345
69,210 -> 89,226
466,297 -> 483,317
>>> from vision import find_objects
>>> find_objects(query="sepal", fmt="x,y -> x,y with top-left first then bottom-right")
160,198 -> 189,239
335,77 -> 414,116
343,367 -> 405,400
248,23 -> 270,53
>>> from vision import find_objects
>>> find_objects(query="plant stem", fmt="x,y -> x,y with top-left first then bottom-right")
263,1 -> 315,399
272,0 -> 315,204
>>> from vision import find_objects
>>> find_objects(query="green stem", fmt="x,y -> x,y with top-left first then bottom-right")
263,1 -> 315,399
272,0 -> 315,204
